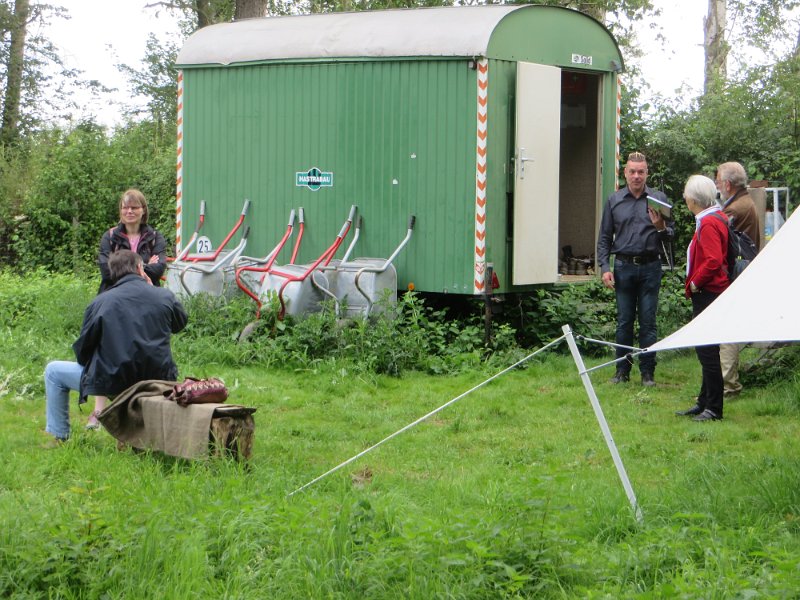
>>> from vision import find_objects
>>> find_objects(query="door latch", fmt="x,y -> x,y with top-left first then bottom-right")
516,147 -> 534,179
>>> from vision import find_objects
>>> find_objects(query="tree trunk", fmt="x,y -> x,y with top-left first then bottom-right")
1,0 -> 30,146
704,0 -> 727,93
578,2 -> 606,23
235,0 -> 267,20
195,0 -> 213,28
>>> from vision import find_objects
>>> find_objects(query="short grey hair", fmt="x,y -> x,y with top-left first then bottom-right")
684,175 -> 718,209
717,161 -> 748,188
108,249 -> 143,282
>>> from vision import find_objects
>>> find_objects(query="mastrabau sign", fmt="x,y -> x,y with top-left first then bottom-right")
296,167 -> 333,191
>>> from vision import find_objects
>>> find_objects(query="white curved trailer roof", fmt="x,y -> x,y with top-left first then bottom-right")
177,5 -> 527,65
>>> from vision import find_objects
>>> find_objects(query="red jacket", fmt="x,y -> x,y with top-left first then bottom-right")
686,210 -> 731,297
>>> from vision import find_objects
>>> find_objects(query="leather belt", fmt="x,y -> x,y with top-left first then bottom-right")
615,253 -> 660,265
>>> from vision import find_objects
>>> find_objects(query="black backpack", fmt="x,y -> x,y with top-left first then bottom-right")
709,211 -> 758,282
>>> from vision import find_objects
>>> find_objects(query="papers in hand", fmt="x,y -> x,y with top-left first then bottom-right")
647,195 -> 672,218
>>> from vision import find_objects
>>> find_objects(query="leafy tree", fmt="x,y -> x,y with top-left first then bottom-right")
14,123 -> 114,272
0,1 -> 76,140
117,34 -> 180,133
10,118 -> 178,273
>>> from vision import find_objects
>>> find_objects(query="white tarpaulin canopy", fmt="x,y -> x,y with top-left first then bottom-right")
648,208 -> 800,352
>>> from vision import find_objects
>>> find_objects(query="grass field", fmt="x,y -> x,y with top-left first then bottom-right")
2,273 -> 799,598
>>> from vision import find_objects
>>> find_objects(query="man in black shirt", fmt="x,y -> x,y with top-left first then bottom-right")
597,152 -> 673,386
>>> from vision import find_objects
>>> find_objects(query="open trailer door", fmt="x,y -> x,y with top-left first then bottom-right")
512,61 -> 561,285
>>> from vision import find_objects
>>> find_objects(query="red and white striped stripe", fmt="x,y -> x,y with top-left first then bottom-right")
473,58 -> 488,294
175,70 -> 184,254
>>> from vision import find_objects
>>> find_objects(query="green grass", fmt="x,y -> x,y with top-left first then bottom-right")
2,275 -> 800,598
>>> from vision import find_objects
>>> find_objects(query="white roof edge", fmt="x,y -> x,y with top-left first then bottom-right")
177,5 -> 525,66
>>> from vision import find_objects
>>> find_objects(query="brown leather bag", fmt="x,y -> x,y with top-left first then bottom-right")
166,377 -> 228,407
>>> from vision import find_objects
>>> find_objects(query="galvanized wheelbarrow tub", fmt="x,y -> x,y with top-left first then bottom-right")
257,205 -> 357,319
166,226 -> 250,298
316,215 -> 415,318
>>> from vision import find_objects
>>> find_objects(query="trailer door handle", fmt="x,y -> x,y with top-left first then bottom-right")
517,147 -> 534,178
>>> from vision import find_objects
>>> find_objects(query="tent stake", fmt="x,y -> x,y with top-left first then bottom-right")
562,324 -> 644,523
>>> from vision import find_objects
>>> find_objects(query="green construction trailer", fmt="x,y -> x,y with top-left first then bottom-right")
175,4 -> 624,295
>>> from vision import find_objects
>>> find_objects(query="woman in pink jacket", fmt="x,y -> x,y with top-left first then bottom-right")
675,175 -> 731,422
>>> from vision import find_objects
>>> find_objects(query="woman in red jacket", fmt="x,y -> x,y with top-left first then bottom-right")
675,175 -> 731,422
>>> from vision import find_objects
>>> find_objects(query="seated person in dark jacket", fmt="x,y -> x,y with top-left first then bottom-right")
43,250 -> 188,442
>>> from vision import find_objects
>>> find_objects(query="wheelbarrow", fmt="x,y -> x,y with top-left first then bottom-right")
178,199 -> 250,262
168,226 -> 251,298
234,208 -> 300,318
260,205 -> 357,319
316,215 -> 415,318
174,200 -> 206,262
165,199 -> 250,296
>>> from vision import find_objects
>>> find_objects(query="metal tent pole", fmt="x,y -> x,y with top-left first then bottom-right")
562,324 -> 643,522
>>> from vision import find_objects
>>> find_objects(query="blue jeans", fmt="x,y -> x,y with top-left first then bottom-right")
44,361 -> 83,440
613,258 -> 662,375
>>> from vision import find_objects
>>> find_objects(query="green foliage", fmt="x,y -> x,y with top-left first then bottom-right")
117,34 -> 180,126
0,268 -> 93,334
740,345 -> 800,390
0,269 -> 95,396
4,301 -> 800,597
634,29 -> 800,218
508,280 -> 617,349
176,291 -> 516,376
3,272 -> 800,597
499,272 -> 691,354
13,124 -> 115,272
5,119 -> 177,272
0,1 -> 78,138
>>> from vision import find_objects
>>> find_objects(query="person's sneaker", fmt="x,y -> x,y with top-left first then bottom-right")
641,373 -> 656,387
85,410 -> 101,431
723,389 -> 741,398
609,371 -> 630,384
41,435 -> 67,449
693,409 -> 722,421
675,405 -> 703,416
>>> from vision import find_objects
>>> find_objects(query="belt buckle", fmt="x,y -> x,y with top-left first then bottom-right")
631,256 -> 642,265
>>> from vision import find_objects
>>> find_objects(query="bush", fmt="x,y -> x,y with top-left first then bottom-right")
174,291 -> 520,376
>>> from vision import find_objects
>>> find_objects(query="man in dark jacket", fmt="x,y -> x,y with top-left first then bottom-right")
597,151 -> 674,386
44,250 -> 188,441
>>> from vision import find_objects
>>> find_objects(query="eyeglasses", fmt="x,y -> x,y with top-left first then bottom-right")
122,205 -> 143,211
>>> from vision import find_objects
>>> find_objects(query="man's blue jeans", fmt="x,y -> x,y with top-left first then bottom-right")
44,361 -> 83,440
613,258 -> 662,375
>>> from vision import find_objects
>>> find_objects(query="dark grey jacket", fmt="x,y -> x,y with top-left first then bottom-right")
597,185 -> 674,273
98,223 -> 167,292
73,274 -> 188,397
